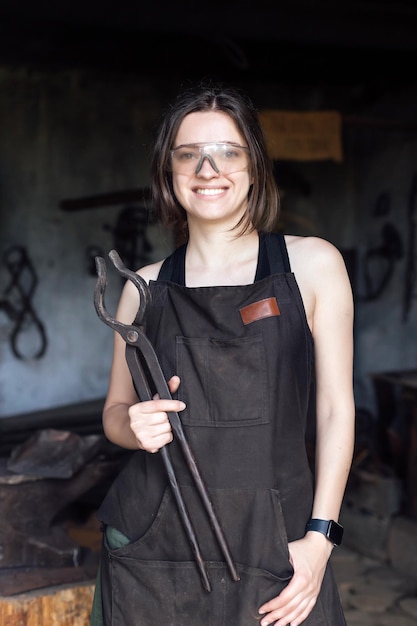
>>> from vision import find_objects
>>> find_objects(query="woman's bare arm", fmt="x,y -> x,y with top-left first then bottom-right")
259,236 -> 355,626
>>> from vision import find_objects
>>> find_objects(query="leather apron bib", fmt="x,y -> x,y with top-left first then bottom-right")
97,233 -> 346,625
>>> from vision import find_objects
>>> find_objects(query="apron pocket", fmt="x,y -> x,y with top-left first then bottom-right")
101,486 -> 294,624
105,558 -> 292,626
103,485 -> 293,580
176,334 -> 269,427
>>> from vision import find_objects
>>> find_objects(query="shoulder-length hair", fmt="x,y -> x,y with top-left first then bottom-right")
150,83 -> 280,239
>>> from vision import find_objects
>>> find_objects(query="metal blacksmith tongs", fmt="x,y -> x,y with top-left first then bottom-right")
94,250 -> 239,592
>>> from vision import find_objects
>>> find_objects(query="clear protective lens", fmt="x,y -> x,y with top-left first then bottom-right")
170,142 -> 249,175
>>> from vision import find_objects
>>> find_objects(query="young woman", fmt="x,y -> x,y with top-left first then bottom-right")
91,83 -> 354,626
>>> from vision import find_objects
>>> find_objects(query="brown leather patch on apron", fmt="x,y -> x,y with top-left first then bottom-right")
239,297 -> 280,325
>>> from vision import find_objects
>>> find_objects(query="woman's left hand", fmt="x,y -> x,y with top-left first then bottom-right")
258,533 -> 333,626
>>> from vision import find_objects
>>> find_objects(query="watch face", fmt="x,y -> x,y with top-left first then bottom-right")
329,521 -> 344,546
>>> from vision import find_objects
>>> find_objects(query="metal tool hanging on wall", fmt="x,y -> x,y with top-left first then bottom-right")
363,222 -> 403,300
0,245 -> 47,359
60,188 -> 155,276
103,205 -> 154,273
362,192 -> 403,301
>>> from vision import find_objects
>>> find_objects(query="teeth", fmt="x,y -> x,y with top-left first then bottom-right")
196,188 -> 224,195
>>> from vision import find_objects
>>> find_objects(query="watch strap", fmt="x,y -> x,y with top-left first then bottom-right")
306,518 -> 344,546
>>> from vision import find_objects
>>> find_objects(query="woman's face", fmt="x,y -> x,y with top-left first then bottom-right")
171,111 -> 252,231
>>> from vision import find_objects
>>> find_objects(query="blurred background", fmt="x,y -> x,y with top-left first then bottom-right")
0,0 -> 416,475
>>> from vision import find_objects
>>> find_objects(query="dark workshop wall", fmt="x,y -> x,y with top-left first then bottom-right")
0,66 -> 175,416
0,59 -> 416,418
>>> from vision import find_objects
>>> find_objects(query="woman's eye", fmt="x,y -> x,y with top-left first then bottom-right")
178,151 -> 197,161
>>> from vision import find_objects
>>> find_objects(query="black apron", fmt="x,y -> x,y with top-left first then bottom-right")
97,232 -> 346,626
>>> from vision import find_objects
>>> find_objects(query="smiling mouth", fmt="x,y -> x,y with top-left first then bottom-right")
195,188 -> 225,196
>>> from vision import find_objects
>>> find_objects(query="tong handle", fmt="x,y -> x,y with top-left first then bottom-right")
126,346 -> 211,591
127,343 -> 240,584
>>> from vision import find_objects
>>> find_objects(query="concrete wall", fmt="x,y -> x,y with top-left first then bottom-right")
353,130 -> 417,409
0,66 -> 174,416
0,64 -> 416,419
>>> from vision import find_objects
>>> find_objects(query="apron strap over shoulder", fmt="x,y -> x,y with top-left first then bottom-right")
157,243 -> 187,284
255,232 -> 291,280
266,232 -> 292,273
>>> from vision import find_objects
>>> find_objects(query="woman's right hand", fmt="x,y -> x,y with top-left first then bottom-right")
128,375 -> 185,453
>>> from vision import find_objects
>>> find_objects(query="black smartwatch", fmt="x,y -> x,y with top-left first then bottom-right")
306,518 -> 344,546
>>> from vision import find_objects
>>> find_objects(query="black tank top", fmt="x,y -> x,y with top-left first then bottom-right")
157,232 -> 291,285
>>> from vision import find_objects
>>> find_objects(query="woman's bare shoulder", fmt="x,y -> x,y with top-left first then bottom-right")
117,259 -> 165,323
284,235 -> 353,331
284,234 -> 346,274
137,259 -> 165,283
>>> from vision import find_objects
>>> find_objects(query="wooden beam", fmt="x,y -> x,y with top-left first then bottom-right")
60,188 -> 151,211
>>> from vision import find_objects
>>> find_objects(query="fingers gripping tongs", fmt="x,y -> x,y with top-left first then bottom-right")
94,250 -> 239,591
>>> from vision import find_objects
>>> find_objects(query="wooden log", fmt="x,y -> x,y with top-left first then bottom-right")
0,398 -> 105,433
0,582 -> 95,626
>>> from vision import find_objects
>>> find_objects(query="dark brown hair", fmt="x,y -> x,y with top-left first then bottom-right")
150,82 -> 280,238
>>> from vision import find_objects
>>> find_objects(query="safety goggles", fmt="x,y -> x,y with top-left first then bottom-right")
170,142 -> 250,176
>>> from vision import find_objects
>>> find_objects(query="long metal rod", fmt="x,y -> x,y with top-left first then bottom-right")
126,347 -> 211,592
128,343 -> 240,583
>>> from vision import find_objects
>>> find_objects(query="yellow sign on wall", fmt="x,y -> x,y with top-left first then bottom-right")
259,110 -> 343,163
